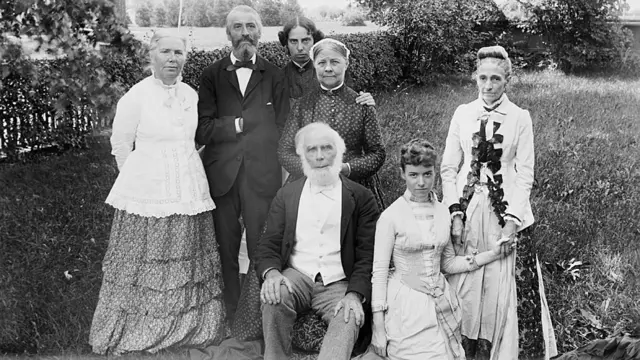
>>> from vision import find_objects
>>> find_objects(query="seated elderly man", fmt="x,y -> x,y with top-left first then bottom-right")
254,122 -> 380,360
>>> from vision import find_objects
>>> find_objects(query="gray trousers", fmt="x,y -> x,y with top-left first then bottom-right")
262,268 -> 360,360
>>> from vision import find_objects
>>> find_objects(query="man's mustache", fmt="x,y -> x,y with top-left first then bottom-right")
237,35 -> 257,45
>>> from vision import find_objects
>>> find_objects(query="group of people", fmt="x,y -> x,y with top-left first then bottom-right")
88,4 -> 557,360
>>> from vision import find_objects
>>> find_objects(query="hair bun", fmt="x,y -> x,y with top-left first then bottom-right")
477,45 -> 509,61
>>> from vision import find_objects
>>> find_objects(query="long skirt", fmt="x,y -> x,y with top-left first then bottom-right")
384,277 -> 463,359
447,190 -> 557,360
89,210 -> 226,355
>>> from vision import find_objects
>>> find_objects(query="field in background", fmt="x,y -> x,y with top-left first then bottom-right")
129,21 -> 384,49
1,71 -> 639,357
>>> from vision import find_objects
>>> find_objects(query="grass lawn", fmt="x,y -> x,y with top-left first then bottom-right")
1,70 -> 639,358
128,21 -> 384,50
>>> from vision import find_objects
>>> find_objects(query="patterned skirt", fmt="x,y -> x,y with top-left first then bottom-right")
89,210 -> 226,355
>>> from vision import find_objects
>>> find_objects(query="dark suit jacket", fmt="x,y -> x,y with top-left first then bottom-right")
196,55 -> 289,198
254,175 -> 380,302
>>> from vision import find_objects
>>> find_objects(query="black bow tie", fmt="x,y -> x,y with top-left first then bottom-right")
226,60 -> 256,71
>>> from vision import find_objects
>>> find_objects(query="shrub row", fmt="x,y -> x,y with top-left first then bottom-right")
2,28 -> 570,162
0,59 -> 98,161
1,31 -> 403,161
180,31 -> 402,92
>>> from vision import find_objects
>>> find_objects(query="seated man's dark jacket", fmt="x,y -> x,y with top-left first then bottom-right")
254,175 -> 380,304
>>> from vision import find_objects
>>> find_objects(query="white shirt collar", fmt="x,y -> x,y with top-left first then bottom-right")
293,59 -> 311,69
477,93 -> 508,115
151,73 -> 182,89
308,179 -> 341,200
230,52 -> 257,64
320,82 -> 344,92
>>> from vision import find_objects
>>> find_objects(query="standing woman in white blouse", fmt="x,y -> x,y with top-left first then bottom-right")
89,32 -> 225,355
441,46 -> 556,359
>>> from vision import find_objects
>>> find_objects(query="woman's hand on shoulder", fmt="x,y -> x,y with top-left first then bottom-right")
356,91 -> 376,106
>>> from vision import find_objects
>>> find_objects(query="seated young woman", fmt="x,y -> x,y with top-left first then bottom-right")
359,139 -> 512,360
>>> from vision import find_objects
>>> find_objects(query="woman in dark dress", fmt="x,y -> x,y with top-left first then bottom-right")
278,16 -> 375,109
278,38 -> 386,210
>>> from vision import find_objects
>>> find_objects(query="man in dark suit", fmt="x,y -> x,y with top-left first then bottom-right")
196,5 -> 289,322
254,123 -> 380,360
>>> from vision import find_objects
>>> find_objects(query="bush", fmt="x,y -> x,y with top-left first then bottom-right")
517,0 -> 634,73
1,0 -> 141,161
279,0 -> 304,24
257,0 -> 284,26
0,31 -> 400,162
179,32 -> 400,93
361,0 -> 508,84
341,10 -> 367,26
135,1 -> 154,27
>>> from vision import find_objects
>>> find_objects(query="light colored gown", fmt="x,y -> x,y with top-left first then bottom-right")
368,190 -> 502,360
441,94 -> 557,359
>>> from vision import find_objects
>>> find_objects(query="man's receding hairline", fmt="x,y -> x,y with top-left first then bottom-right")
301,130 -> 338,146
227,8 -> 260,26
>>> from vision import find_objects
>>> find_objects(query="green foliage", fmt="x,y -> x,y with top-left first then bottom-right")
135,0 -> 153,27
153,6 -> 167,27
257,0 -> 284,26
1,28 -> 397,160
0,0 -> 142,160
311,5 -> 344,21
341,10 -> 367,27
163,0 -> 182,27
279,0 -> 304,24
515,0 -> 633,73
332,32 -> 401,91
182,0 -> 216,27
357,0 -> 508,84
179,33 -> 400,93
210,0 -> 255,27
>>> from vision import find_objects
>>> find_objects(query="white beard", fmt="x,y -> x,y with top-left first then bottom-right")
301,155 -> 343,187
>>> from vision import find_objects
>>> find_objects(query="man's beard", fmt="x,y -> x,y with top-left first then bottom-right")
301,154 -> 343,187
233,36 -> 258,60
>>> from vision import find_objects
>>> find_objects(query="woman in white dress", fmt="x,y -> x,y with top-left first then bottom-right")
362,139 -> 510,360
441,46 -> 556,359
89,32 -> 225,355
